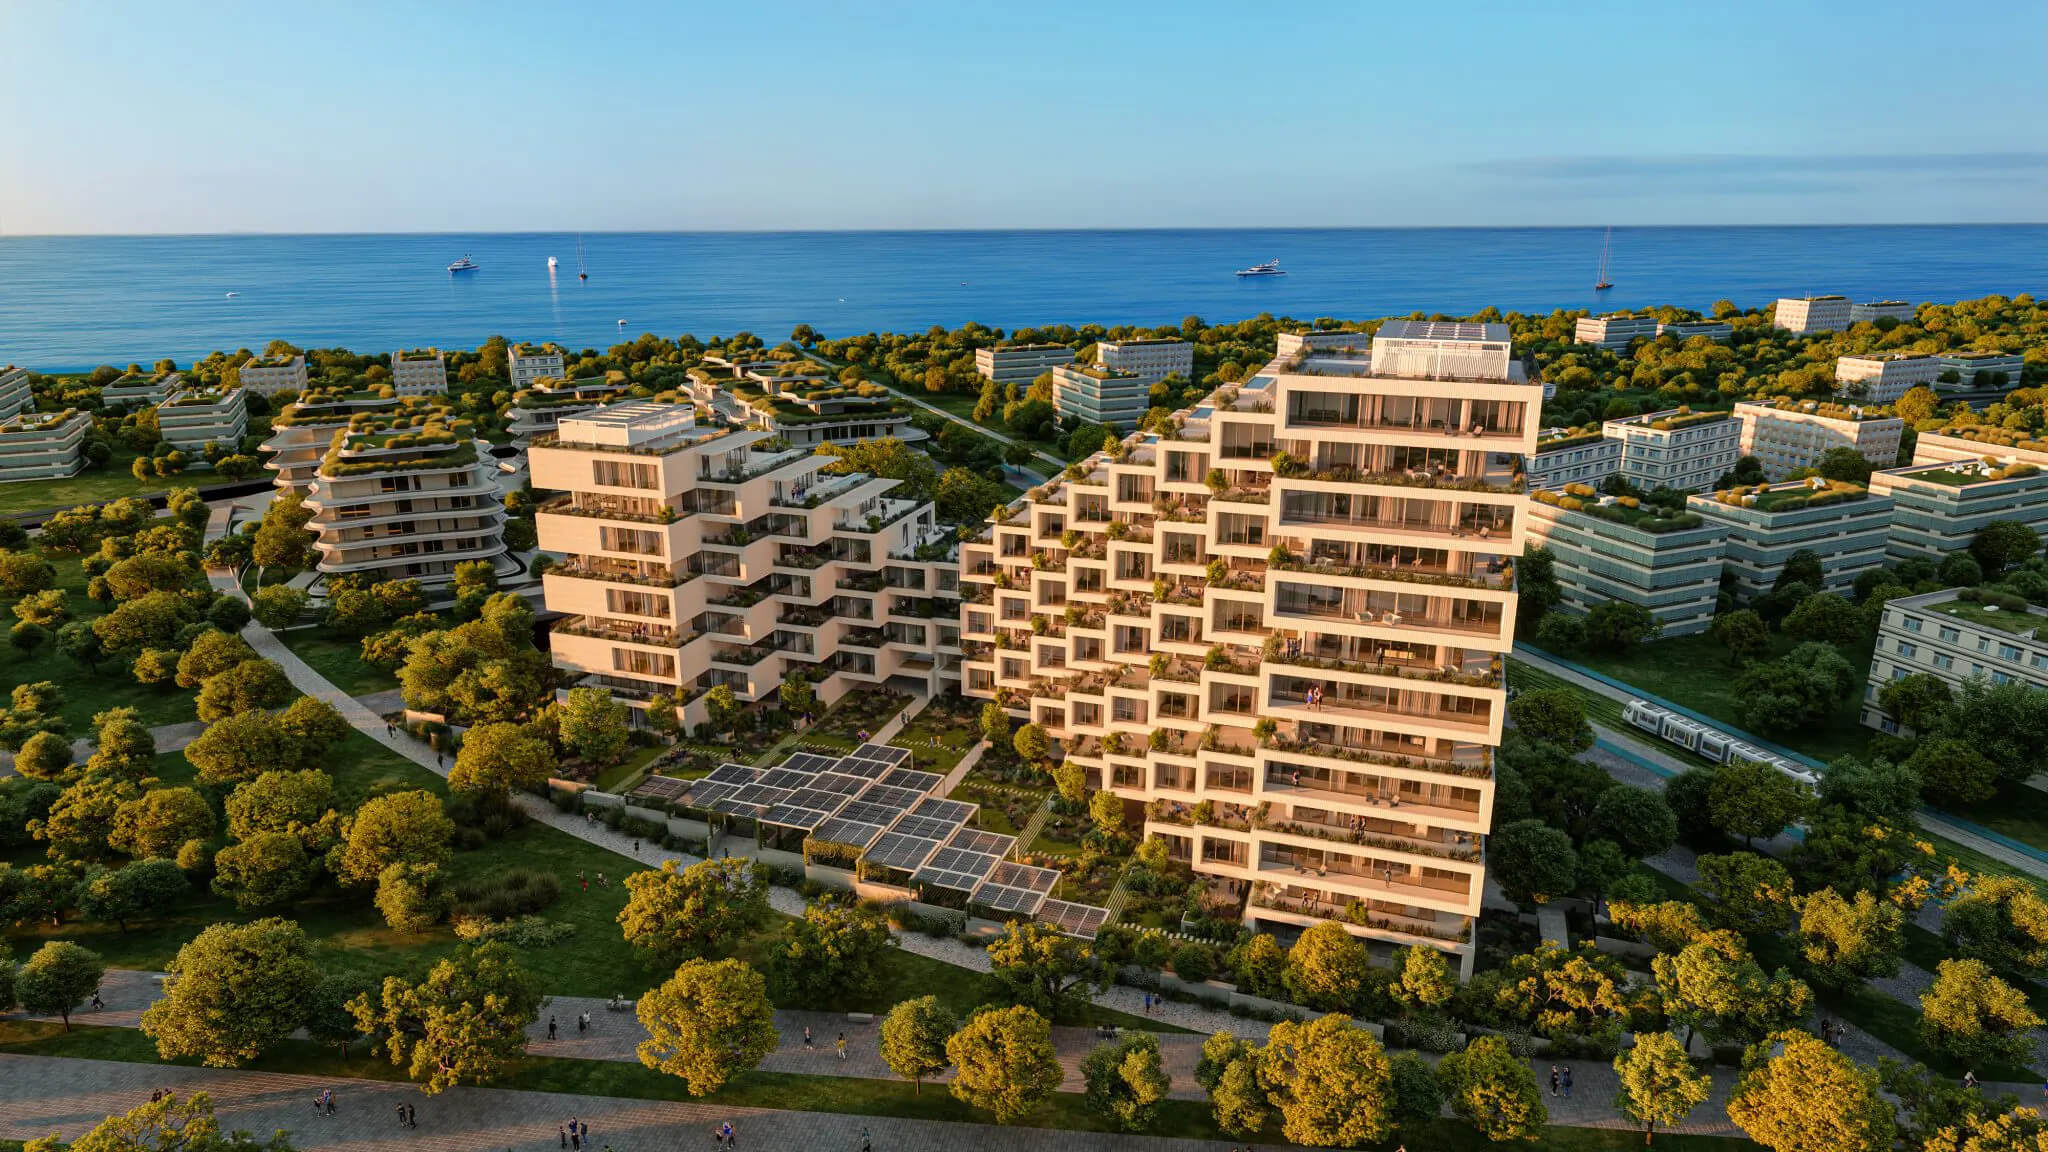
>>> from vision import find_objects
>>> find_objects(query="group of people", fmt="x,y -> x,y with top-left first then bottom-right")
561,1116 -> 592,1148
1547,1064 -> 1574,1098
798,1026 -> 849,1059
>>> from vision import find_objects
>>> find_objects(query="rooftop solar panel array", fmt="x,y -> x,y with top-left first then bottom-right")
972,860 -> 1060,917
947,827 -> 1015,857
868,831 -> 941,871
630,776 -> 692,802
880,768 -> 944,792
811,817 -> 888,850
1038,899 -> 1112,939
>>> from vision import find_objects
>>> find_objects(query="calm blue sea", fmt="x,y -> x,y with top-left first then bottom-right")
1,227 -> 2043,371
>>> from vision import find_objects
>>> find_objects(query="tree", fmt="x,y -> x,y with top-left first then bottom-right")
1970,519 -> 2040,577
1695,852 -> 1797,934
1924,1107 -> 2048,1152
375,862 -> 449,934
1284,921 -> 1371,1011
1796,887 -> 1904,990
103,553 -> 198,601
1816,754 -> 1921,825
138,918 -> 319,1067
946,1005 -> 1064,1124
1491,819 -> 1579,905
56,1090 -> 294,1152
1707,757 -> 1808,847
55,620 -> 107,671
251,492 -> 315,571
1082,1033 -> 1171,1131
1775,549 -> 1826,595
275,697 -> 349,767
93,591 -> 197,653
326,790 -> 453,887
108,788 -> 214,860
1782,593 -> 1866,645
1388,1049 -> 1444,1133
633,957 -> 779,1096
777,670 -> 816,717
1710,609 -> 1769,664
986,920 -> 1099,1016
1613,1031 -> 1711,1146
14,731 -> 74,781
1919,957 -> 2043,1071
558,686 -> 630,765
1507,687 -> 1593,752
1535,610 -> 1586,652
1437,1034 -> 1547,1143
303,972 -> 374,1059
1653,931 -> 1812,1048
1897,384 -> 1941,423
349,942 -> 543,1093
1948,678 -> 2048,788
818,437 -> 938,504
172,630 -> 254,689
1726,1030 -> 1893,1152
75,859 -> 186,931
87,707 -> 156,780
249,585 -> 309,630
769,900 -> 893,1003
1012,721 -> 1049,764
210,833 -> 313,910
618,857 -> 768,966
1941,875 -> 2048,979
14,588 -> 69,628
1880,673 -> 1955,734
1813,445 -> 1876,484
879,994 -> 954,1094
1394,944 -> 1455,1013
32,772 -> 140,861
183,711 -> 290,786
1589,786 -> 1679,860
980,700 -> 1010,743
1517,544 -> 1562,627
16,940 -> 104,1030
1088,789 -> 1125,839
0,549 -> 56,597
448,722 -> 552,795
195,658 -> 293,722
1227,932 -> 1288,998
1905,738 -> 1999,806
1586,601 -> 1660,651
1735,644 -> 1858,736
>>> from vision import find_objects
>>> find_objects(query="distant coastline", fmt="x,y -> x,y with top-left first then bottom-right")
2,225 -> 2042,370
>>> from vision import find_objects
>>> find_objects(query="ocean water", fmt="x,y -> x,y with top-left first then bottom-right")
0,226 -> 2043,371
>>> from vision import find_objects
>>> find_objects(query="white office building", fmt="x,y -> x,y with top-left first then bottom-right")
1851,300 -> 1917,325
1051,363 -> 1151,430
1601,409 -> 1743,493
0,367 -> 30,422
974,344 -> 1074,386
1836,354 -> 1941,404
1574,314 -> 1662,352
1658,321 -> 1734,343
508,343 -> 568,390
1864,589 -> 2048,734
1937,352 -> 2025,389
239,355 -> 308,396
391,349 -> 448,396
1525,428 -> 1622,492
156,387 -> 250,457
1096,338 -> 1194,384
1734,399 -> 1904,480
1775,296 -> 1854,334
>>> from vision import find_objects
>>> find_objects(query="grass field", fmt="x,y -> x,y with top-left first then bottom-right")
0,451 -> 170,517
274,626 -> 399,696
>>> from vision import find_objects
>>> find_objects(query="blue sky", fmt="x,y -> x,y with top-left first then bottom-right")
2,0 -> 2042,232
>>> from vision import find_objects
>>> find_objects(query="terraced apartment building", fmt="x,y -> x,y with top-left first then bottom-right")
1051,362 -> 1150,430
505,377 -> 628,444
959,320 -> 1534,975
299,405 -> 513,589
688,364 -> 924,450
238,355 -> 308,396
531,400 -> 960,732
264,388 -> 449,492
1525,491 -> 1730,637
0,409 -> 92,483
1734,398 -> 1904,481
0,367 -> 30,422
155,385 -> 249,457
1689,478 -> 1892,599
102,369 -> 181,408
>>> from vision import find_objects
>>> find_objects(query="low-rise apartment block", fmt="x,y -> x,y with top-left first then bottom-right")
532,400 -> 958,728
505,377 -> 628,444
508,343 -> 568,390
238,355 -> 308,397
1734,398 -> 1904,480
300,409 -> 513,589
1096,338 -> 1194,383
1051,363 -> 1151,430
1937,351 -> 2025,390
1658,320 -> 1734,343
1524,426 -> 1621,492
1574,313 -> 1661,352
1775,296 -> 1853,334
0,367 -> 31,422
1851,300 -> 1917,325
974,343 -> 1072,386
102,369 -> 181,408
1863,589 -> 2048,734
1869,454 -> 2048,565
0,409 -> 92,484
962,319 -> 1535,975
688,366 -> 925,451
1690,479 -> 1892,600
1273,329 -> 1369,359
1525,492 -> 1729,637
391,349 -> 448,395
156,386 -> 249,457
1602,408 -> 1742,493
1836,353 -> 1940,404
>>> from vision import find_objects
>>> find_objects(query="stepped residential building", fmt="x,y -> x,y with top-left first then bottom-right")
1863,589 -> 2048,734
238,355 -> 308,396
505,377 -> 628,444
1524,426 -> 1622,492
1690,479 -> 1892,599
1574,313 -> 1662,352
1602,408 -> 1742,493
1851,300 -> 1917,324
1837,353 -> 1940,404
0,409 -> 91,483
1775,296 -> 1853,334
391,349 -> 448,395
961,319 -> 1535,976
263,388 -> 443,492
1938,351 -> 2025,390
1734,399 -> 1904,480
300,408 -> 513,589
0,367 -> 30,421
508,343 -> 567,390
1096,338 -> 1194,383
1051,363 -> 1150,430
155,386 -> 249,458
1659,320 -> 1734,343
974,343 -> 1073,386
531,400 -> 959,730
1525,492 -> 1729,637
102,369 -> 181,408
1870,455 -> 2048,564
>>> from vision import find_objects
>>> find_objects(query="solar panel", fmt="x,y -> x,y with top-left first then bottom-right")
786,787 -> 852,817
860,744 -> 912,767
679,781 -> 739,808
758,768 -> 812,791
837,799 -> 905,827
811,818 -> 886,850
630,776 -> 692,801
706,763 -> 758,785
858,785 -> 924,812
710,796 -> 760,816
867,832 -> 941,871
1038,899 -> 1112,938
811,772 -> 869,796
909,798 -> 975,825
983,860 -> 1059,894
892,814 -> 958,841
765,804 -> 831,829
947,828 -> 1015,857
833,755 -> 889,779
881,768 -> 943,792
782,752 -> 840,774
972,860 -> 1059,916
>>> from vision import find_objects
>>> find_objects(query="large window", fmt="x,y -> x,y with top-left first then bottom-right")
593,459 -> 658,489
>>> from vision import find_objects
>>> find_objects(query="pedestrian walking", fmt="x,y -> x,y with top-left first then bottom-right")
1965,1070 -> 1980,1091
578,1012 -> 587,1033
90,990 -> 104,1011
721,1121 -> 735,1146
571,1129 -> 582,1151
803,1026 -> 813,1050
396,1103 -> 407,1127
1562,1066 -> 1573,1098
1548,1065 -> 1560,1097
861,1127 -> 871,1152
836,1033 -> 847,1060
560,1125 -> 568,1148
633,839 -> 641,854
549,1015 -> 557,1040
312,1095 -> 323,1115
408,1103 -> 418,1128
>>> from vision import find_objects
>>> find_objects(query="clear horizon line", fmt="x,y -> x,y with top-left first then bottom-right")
5,221 -> 2048,239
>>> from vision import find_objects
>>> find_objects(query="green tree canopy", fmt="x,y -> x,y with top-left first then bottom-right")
1507,687 -> 1594,752
16,940 -> 105,1029
879,994 -> 954,1094
1282,920 -> 1371,1011
769,899 -> 893,1003
1081,1032 -> 1171,1132
1725,1030 -> 1892,1152
1437,1034 -> 1547,1143
1919,957 -> 2044,1071
349,942 -> 543,1093
946,1005 -> 1064,1124
1796,887 -> 1904,991
634,957 -> 779,1096
617,857 -> 769,966
138,918 -> 320,1067
1613,1030 -> 1712,1146
986,920 -> 1099,1016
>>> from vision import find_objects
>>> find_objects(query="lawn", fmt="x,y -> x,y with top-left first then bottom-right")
1946,782 -> 2048,855
274,626 -> 399,697
1539,630 -> 1877,763
0,1021 -> 1763,1150
0,451 -> 169,517
888,694 -> 984,776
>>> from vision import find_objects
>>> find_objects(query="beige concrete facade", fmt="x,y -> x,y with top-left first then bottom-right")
238,356 -> 308,396
0,409 -> 91,483
263,389 -> 444,492
1734,399 -> 1904,480
960,320 -> 1534,974
391,349 -> 448,396
299,410 -> 511,589
156,386 -> 249,457
508,344 -> 568,390
531,400 -> 959,730
1775,296 -> 1853,334
1836,353 -> 1940,404
1096,338 -> 1193,383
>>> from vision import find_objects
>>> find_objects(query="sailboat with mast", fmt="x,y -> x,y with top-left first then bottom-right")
1593,227 -> 1614,291
577,236 -> 588,282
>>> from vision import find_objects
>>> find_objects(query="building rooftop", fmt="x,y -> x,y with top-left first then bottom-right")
1703,478 -> 1871,513
1532,488 -> 1707,534
1533,425 -> 1607,453
1376,320 -> 1509,343
1787,295 -> 1849,302
1738,398 -> 1895,422
1098,337 -> 1188,348
1883,458 -> 2043,488
397,348 -> 443,361
1058,363 -> 1141,381
1607,408 -> 1732,432
510,342 -> 563,358
1840,352 -> 1932,364
989,342 -> 1071,352
244,355 -> 301,369
557,399 -> 713,449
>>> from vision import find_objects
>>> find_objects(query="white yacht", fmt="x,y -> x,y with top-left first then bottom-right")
1235,259 -> 1285,277
448,255 -> 479,273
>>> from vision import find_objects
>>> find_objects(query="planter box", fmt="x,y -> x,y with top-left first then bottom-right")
1226,989 -> 1321,1022
805,862 -> 856,891
581,790 -> 625,811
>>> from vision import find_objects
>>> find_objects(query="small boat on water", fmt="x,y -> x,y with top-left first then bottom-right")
547,256 -> 559,271
448,255 -> 478,273
1593,227 -> 1614,291
224,292 -> 239,298
1236,259 -> 1285,277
